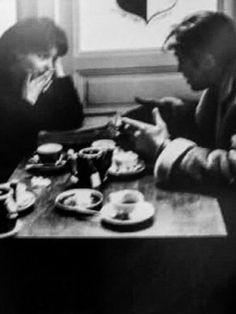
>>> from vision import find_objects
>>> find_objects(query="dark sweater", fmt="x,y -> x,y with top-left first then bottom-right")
0,76 -> 84,180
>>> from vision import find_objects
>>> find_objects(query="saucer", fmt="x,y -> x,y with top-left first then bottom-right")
55,189 -> 103,215
16,191 -> 36,213
26,153 -> 67,173
101,201 -> 155,227
108,160 -> 145,177
0,220 -> 22,239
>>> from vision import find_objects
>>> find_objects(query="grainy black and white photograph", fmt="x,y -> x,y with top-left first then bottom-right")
1,0 -> 236,313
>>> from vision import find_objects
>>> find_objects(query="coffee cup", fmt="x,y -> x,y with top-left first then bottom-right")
0,184 -> 17,233
92,139 -> 115,175
109,189 -> 144,216
37,143 -> 63,164
78,147 -> 112,185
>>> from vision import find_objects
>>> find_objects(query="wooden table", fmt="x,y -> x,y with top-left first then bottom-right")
9,159 -> 227,238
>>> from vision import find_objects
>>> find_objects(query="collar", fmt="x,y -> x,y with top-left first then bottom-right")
218,60 -> 236,105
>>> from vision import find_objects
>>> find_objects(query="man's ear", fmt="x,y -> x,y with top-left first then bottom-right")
201,53 -> 216,70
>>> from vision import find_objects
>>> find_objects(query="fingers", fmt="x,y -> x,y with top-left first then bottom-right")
134,130 -> 142,137
159,96 -> 184,106
32,70 -> 54,83
54,58 -> 65,78
121,117 -> 147,131
31,70 -> 54,92
24,72 -> 33,87
152,107 -> 165,126
134,96 -> 159,106
42,79 -> 53,93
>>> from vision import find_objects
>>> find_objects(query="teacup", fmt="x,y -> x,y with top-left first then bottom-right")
109,189 -> 144,217
0,184 -> 17,233
37,143 -> 63,164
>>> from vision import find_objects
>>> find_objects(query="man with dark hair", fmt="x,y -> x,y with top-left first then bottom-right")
121,11 -> 236,186
0,17 -> 84,180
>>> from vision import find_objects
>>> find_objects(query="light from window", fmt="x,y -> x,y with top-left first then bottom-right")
78,0 -> 217,52
0,0 -> 16,37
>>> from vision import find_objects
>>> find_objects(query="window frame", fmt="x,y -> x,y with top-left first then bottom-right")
73,0 -> 227,76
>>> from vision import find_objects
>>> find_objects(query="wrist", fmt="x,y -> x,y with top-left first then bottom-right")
154,139 -> 171,159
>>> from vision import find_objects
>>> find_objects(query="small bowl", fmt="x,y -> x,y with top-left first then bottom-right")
109,189 -> 144,216
37,143 -> 63,164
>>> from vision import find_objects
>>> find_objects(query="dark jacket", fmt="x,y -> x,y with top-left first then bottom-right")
0,76 -> 84,180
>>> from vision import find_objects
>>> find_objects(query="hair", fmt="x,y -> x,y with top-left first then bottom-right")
164,11 -> 236,67
0,17 -> 68,71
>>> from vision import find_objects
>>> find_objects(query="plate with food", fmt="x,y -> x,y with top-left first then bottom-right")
108,149 -> 145,177
16,191 -> 36,213
101,201 -> 155,227
55,189 -> 103,215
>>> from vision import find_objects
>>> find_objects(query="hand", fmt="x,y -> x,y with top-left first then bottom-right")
22,70 -> 54,105
121,107 -> 170,163
54,58 -> 65,78
135,96 -> 184,122
135,96 -> 162,107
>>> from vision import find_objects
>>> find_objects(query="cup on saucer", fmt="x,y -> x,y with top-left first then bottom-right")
36,143 -> 63,164
109,189 -> 144,219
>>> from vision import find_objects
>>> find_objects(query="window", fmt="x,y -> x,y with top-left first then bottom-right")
70,0 -> 230,106
0,0 -> 17,36
78,0 -> 218,52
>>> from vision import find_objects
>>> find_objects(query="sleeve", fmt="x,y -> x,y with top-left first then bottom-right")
154,138 -> 236,186
160,99 -> 199,140
0,97 -> 38,165
38,76 -> 84,131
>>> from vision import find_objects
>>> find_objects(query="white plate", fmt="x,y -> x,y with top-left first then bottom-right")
101,201 -> 155,226
0,220 -> 22,239
55,189 -> 103,215
108,160 -> 145,177
16,191 -> 36,213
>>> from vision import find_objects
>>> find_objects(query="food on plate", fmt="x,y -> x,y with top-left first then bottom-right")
112,149 -> 138,171
61,192 -> 100,209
